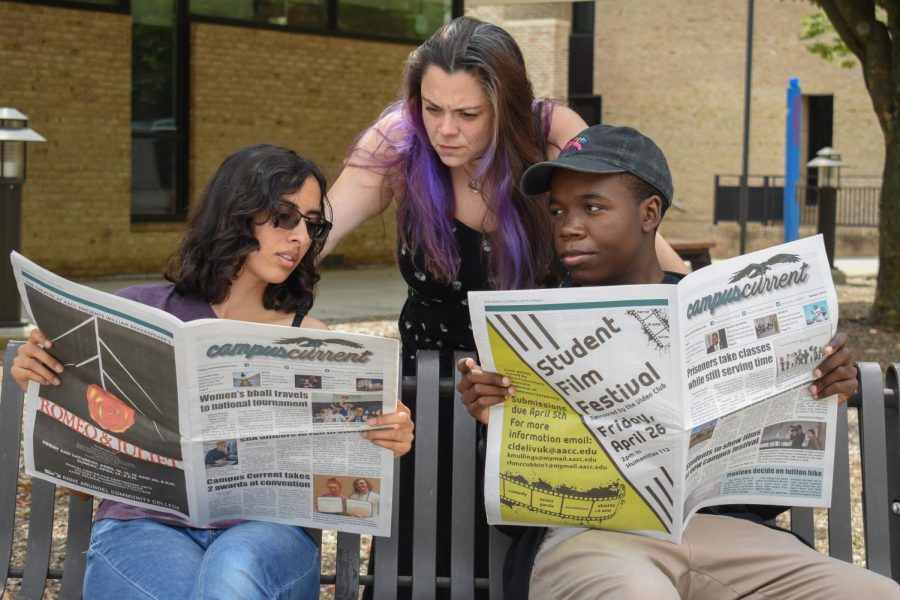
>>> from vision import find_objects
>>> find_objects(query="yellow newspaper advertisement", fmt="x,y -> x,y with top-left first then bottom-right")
469,236 -> 837,543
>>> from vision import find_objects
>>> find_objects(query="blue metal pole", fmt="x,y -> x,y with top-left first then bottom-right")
784,78 -> 802,242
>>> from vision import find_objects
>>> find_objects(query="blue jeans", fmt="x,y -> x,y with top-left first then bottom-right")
84,518 -> 320,599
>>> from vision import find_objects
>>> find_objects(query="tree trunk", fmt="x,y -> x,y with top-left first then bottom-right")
870,129 -> 900,329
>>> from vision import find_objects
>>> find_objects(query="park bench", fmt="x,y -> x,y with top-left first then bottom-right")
670,239 -> 716,271
2,341 -> 900,598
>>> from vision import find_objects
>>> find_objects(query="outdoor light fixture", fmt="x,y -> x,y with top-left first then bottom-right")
806,146 -> 845,271
806,146 -> 845,189
0,108 -> 46,183
0,107 -> 45,327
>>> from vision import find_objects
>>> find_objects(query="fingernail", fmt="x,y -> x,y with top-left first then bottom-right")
502,377 -> 510,386
809,385 -> 817,395
367,418 -> 376,426
813,369 -> 822,378
52,377 -> 60,385
824,346 -> 833,354
508,386 -> 516,395
55,365 -> 64,373
360,431 -> 369,439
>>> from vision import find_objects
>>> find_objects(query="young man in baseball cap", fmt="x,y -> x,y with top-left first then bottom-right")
457,125 -> 894,599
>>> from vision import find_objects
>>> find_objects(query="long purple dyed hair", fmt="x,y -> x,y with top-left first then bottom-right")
348,16 -> 555,290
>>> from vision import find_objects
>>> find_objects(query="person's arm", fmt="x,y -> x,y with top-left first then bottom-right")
809,331 -> 857,405
545,105 -> 688,274
320,118 -> 398,260
299,315 -> 329,330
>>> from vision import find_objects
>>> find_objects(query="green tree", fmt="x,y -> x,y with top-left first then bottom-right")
803,1 -> 900,330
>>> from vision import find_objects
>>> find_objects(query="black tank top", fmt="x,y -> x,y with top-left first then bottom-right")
397,220 -> 490,375
397,101 -> 551,375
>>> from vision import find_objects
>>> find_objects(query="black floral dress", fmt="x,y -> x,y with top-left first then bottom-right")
397,219 -> 491,375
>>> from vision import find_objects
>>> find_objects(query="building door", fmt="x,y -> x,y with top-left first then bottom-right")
804,95 -> 834,202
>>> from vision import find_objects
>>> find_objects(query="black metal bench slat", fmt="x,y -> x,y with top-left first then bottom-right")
450,352 -> 476,600
412,351 -> 439,600
20,477 -> 55,599
335,531 -> 361,600
58,494 -> 92,599
828,401 -> 852,562
1,341 -> 25,592
373,460 -> 401,599
857,362 -> 892,576
886,364 -> 900,580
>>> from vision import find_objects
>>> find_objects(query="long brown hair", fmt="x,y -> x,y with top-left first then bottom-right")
355,16 -> 555,289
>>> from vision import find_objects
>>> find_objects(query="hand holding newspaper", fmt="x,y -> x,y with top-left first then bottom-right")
11,252 -> 399,536
468,236 -> 839,543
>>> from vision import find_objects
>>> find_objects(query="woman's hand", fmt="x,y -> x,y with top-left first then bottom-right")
456,357 -> 515,425
810,332 -> 858,405
10,328 -> 63,391
362,400 -> 414,458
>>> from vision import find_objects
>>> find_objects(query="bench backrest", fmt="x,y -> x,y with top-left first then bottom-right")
3,341 -> 899,598
788,361 -> 897,580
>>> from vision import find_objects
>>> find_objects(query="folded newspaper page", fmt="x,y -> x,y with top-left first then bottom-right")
11,252 -> 398,535
469,236 -> 838,543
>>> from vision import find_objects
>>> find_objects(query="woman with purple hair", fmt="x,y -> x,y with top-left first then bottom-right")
320,16 -> 686,596
323,16 -> 686,377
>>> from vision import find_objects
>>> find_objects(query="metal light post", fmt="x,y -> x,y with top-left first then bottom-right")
0,108 -> 45,326
807,147 -> 845,270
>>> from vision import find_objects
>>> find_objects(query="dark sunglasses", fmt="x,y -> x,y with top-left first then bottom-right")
271,201 -> 332,242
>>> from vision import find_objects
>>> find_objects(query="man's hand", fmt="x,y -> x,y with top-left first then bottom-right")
456,357 -> 516,425
361,401 -> 414,458
809,332 -> 857,405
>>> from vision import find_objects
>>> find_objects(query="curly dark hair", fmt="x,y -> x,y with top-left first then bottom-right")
165,144 -> 330,315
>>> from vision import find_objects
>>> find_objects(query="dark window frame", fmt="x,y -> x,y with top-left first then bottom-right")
190,0 -> 448,45
8,0 -> 130,14
130,0 -> 190,223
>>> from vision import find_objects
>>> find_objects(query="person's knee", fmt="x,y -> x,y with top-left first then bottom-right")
532,558 -> 677,600
198,524 -> 319,599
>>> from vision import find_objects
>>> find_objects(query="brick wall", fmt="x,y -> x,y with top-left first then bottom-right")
1,1 -> 884,278
190,23 -> 412,267
0,1 -> 412,277
0,3 -> 133,276
591,0 -> 882,256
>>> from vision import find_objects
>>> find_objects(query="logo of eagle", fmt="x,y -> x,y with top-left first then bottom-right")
274,336 -> 365,349
728,253 -> 802,283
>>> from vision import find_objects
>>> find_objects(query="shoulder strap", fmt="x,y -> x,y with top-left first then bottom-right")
291,309 -> 307,327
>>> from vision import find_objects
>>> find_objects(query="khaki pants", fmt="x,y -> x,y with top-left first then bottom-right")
530,514 -> 900,599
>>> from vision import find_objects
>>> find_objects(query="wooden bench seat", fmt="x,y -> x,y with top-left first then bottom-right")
670,239 -> 716,271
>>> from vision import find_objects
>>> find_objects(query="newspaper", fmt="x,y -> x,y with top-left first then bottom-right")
468,236 -> 838,543
10,252 -> 398,536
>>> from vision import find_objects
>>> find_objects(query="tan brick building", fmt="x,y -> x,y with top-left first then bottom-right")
0,1 -> 883,278
1,0 -> 414,277
471,0 -> 882,258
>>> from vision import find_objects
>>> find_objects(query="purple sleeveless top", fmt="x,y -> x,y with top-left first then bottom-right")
92,284 -> 243,529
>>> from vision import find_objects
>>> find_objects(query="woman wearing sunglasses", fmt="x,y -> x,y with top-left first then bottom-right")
11,144 -> 414,599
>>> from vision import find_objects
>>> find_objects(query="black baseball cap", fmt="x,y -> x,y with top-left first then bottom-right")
520,124 -> 673,206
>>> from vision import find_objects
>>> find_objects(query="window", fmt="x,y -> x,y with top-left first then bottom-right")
337,0 -> 449,41
191,0 -> 328,29
131,0 -> 187,220
189,0 -> 451,42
